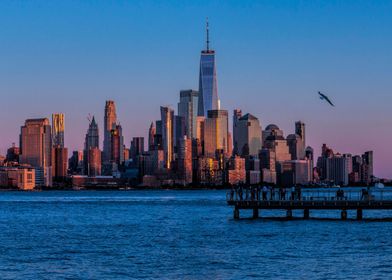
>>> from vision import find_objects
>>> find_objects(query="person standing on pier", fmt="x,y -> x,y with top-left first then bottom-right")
280,187 -> 286,200
262,186 -> 268,200
291,186 -> 295,200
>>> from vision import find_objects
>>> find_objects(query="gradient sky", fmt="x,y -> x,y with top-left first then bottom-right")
1,1 -> 391,178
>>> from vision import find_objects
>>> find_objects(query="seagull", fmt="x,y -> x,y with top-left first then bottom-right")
318,91 -> 335,107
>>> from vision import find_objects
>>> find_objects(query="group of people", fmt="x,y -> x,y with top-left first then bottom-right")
229,185 -> 303,201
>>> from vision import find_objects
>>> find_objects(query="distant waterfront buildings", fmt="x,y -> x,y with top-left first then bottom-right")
0,21 -> 380,189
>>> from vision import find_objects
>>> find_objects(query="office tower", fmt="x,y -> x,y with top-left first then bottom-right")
263,124 -> 284,147
259,148 -> 277,184
204,110 -> 229,158
178,90 -> 199,139
52,113 -> 65,148
19,118 -> 52,186
295,121 -> 305,158
305,146 -> 315,169
316,145 -> 353,185
103,100 -> 117,162
69,151 -> 83,174
178,136 -> 193,184
88,147 -> 101,176
232,109 -> 242,155
361,151 -> 373,184
110,124 -> 124,166
198,20 -> 219,116
131,137 -> 145,162
160,106 -> 174,169
227,132 -> 233,157
263,130 -> 291,162
83,116 -> 99,175
233,112 -> 262,157
154,120 -> 163,150
173,115 -> 186,153
52,146 -> 68,181
287,134 -> 304,160
148,122 -> 156,151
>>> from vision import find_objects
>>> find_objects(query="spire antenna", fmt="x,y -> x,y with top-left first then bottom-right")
206,17 -> 210,51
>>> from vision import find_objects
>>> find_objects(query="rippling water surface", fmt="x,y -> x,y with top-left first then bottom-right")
1,190 -> 392,279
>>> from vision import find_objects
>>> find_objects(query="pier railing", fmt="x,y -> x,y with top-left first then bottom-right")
226,188 -> 392,202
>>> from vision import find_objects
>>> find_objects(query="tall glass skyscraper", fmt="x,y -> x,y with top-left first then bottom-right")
198,20 -> 219,117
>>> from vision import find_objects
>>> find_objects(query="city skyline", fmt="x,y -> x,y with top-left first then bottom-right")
1,1 -> 391,178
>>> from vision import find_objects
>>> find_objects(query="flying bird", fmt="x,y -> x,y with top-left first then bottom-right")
318,91 -> 335,107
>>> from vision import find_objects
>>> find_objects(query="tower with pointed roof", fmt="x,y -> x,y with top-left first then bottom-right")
198,18 -> 219,117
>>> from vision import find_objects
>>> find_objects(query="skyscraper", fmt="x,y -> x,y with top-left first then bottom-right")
160,106 -> 174,169
295,121 -> 306,158
52,113 -> 65,148
198,19 -> 219,116
52,146 -> 68,181
178,90 -> 199,139
233,112 -> 262,157
178,136 -> 193,185
20,118 -> 52,186
131,137 -> 145,162
110,124 -> 124,166
204,110 -> 229,158
103,100 -> 117,162
148,122 -> 156,151
83,116 -> 99,175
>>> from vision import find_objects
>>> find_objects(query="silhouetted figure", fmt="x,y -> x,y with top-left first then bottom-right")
262,186 -> 268,200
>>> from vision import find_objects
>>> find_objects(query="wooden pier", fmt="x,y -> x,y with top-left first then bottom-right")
226,188 -> 392,220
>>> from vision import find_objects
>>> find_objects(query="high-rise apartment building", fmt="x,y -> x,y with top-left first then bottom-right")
20,118 -> 52,186
52,113 -> 65,148
178,90 -> 199,139
103,100 -> 117,162
198,20 -> 219,116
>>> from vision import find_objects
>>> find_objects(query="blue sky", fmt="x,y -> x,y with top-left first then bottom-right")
1,0 -> 391,177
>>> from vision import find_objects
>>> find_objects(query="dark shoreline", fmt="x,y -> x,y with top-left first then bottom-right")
0,185 -> 389,192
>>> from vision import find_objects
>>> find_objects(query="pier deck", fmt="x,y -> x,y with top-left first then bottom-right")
226,188 -> 392,220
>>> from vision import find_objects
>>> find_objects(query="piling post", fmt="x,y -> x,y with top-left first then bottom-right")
286,209 -> 293,218
341,209 -> 347,220
357,208 -> 363,220
253,208 -> 259,219
234,207 -> 240,220
304,208 -> 310,219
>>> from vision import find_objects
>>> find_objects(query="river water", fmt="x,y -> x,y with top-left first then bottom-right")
1,190 -> 392,279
